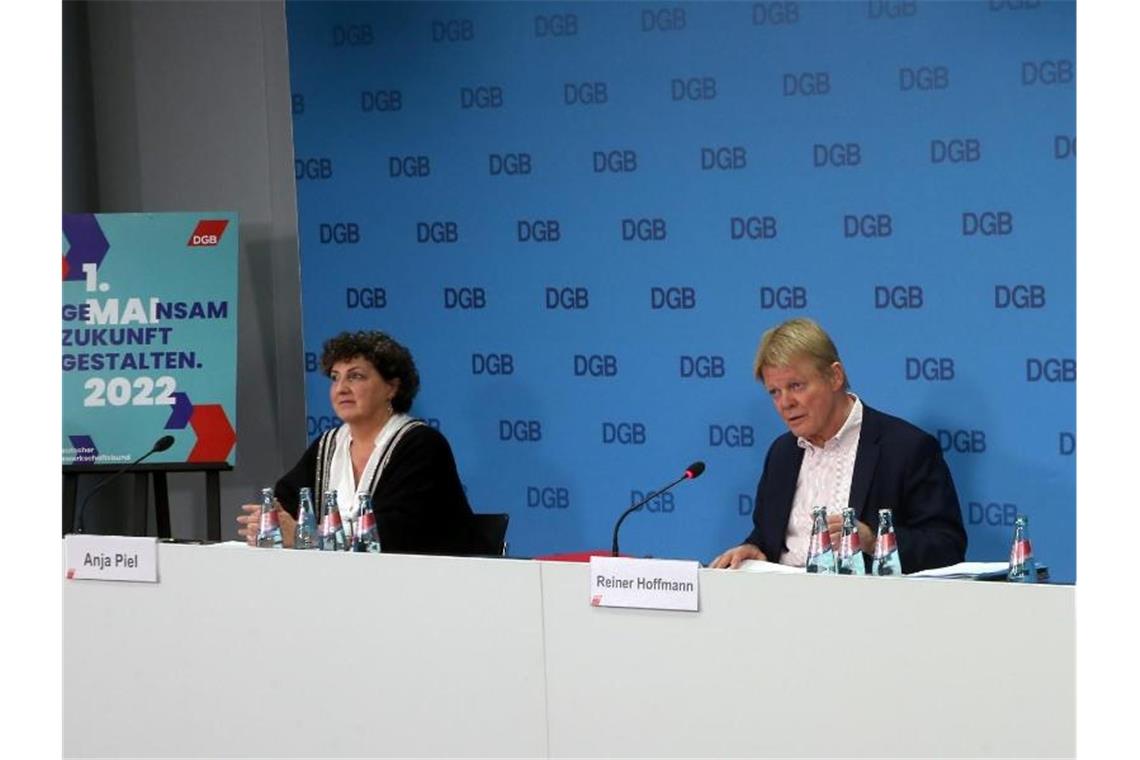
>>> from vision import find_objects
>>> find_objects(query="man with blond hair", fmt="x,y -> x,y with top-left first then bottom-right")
711,318 -> 966,573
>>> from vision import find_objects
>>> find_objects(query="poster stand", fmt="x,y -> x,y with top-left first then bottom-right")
63,462 -> 231,541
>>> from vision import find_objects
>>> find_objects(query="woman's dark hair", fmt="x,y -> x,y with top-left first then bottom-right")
320,331 -> 420,413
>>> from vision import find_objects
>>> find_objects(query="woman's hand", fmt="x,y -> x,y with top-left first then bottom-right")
236,500 -> 297,547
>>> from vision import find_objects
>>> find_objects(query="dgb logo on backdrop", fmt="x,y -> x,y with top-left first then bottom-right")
709,425 -> 754,447
361,89 -> 402,112
622,218 -> 666,241
390,155 -> 430,178
296,158 -> 333,180
906,357 -> 955,381
1054,136 -> 1075,159
1021,59 -> 1073,86
564,82 -> 607,105
630,489 -> 673,513
651,287 -> 696,309
444,287 -> 486,310
534,14 -> 577,37
490,153 -> 531,175
672,77 -> 716,101
783,72 -> 829,96
995,285 -> 1045,309
760,286 -> 806,310
546,287 -> 589,309
432,18 -> 474,43
1059,433 -> 1075,456
968,501 -> 1018,526
331,24 -> 372,46
680,355 -> 724,378
962,212 -> 1013,236
603,422 -> 646,445
701,146 -> 745,170
473,353 -> 513,375
501,420 -> 542,442
346,287 -> 385,309
1026,359 -> 1075,382
320,222 -> 360,245
731,216 -> 778,240
844,214 -> 892,238
938,429 -> 986,454
417,222 -> 459,244
813,143 -> 861,168
308,415 -> 340,437
594,150 -> 637,173
574,354 -> 618,377
518,220 -> 560,242
931,139 -> 980,163
752,2 -> 800,25
528,486 -> 570,509
874,286 -> 923,309
900,66 -> 948,91
461,86 -> 503,109
642,7 -> 686,32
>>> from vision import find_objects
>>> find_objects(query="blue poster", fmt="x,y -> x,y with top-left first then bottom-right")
62,212 -> 239,466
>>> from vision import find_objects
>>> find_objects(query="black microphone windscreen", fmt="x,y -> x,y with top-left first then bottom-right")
685,461 -> 706,479
153,435 -> 175,453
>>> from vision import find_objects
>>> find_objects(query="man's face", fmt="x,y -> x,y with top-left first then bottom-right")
761,356 -> 849,447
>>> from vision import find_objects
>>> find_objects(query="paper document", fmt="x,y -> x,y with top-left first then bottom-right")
733,559 -> 804,574
908,561 -> 1009,578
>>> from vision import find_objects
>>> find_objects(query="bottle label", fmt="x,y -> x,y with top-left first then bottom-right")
876,532 -> 896,556
1011,539 -> 1033,565
259,508 -> 279,533
358,511 -> 376,535
845,532 -> 861,556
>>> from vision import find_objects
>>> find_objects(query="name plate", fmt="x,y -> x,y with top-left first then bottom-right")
589,556 -> 699,612
65,535 -> 158,583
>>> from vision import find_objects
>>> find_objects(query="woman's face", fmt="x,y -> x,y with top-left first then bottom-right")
328,356 -> 398,427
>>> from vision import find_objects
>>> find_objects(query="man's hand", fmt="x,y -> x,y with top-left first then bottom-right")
826,514 -> 875,554
827,512 -> 843,550
710,543 -> 767,569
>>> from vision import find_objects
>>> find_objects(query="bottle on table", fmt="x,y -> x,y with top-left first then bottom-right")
805,506 -> 837,574
255,487 -> 282,548
871,508 -> 902,576
293,487 -> 318,550
837,506 -> 865,575
1007,514 -> 1037,583
318,491 -> 348,551
352,492 -> 381,553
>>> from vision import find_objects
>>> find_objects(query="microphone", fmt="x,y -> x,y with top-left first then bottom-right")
612,461 -> 705,557
74,435 -> 175,534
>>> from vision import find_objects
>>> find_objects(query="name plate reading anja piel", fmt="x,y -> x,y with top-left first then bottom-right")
65,535 -> 158,582
589,556 -> 699,612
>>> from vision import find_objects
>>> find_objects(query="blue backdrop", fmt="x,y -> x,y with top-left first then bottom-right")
285,1 -> 1075,580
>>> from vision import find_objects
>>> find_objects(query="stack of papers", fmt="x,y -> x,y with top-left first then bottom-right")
733,559 -> 804,574
907,561 -> 1009,579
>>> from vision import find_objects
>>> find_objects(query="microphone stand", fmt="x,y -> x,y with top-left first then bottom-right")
611,473 -> 689,557
74,438 -> 172,534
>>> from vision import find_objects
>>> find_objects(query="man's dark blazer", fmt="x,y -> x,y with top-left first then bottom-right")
743,404 -> 967,573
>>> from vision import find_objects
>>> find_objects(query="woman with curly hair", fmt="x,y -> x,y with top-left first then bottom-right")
237,330 -> 479,555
